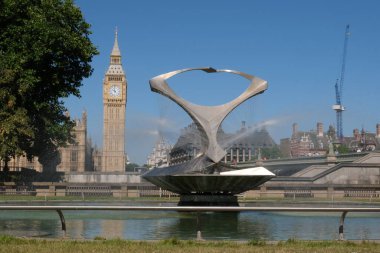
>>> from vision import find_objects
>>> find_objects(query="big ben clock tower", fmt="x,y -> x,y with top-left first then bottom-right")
102,29 -> 127,172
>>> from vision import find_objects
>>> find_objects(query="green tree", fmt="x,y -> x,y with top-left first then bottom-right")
125,163 -> 141,172
335,144 -> 350,154
0,0 -> 98,171
260,146 -> 282,160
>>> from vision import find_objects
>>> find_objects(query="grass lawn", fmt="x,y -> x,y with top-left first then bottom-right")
0,236 -> 379,253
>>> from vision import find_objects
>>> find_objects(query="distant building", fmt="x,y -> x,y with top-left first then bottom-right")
280,122 -> 332,158
342,125 -> 380,152
3,111 -> 92,172
146,135 -> 172,168
169,121 -> 277,165
280,122 -> 380,158
168,123 -> 206,165
56,111 -> 88,173
1,155 -> 43,173
288,122 -> 330,157
92,146 -> 103,172
226,121 -> 277,163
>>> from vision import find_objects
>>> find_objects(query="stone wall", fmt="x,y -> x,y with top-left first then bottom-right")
314,166 -> 380,185
65,172 -> 141,184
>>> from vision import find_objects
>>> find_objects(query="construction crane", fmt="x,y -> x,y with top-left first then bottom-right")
332,25 -> 350,141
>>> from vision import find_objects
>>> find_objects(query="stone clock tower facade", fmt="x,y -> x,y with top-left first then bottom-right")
102,30 -> 127,172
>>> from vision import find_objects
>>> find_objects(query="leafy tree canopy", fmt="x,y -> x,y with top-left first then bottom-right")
260,146 -> 283,160
126,163 -> 141,172
335,144 -> 350,154
0,0 -> 98,171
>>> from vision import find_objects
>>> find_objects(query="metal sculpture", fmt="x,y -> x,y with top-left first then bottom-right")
149,67 -> 268,163
144,67 -> 273,205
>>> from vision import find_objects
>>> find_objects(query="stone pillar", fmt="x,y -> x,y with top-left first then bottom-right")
230,148 -> 233,163
260,185 -> 267,198
236,148 -> 240,163
242,148 -> 246,162
120,185 -> 128,197
49,184 -> 56,196
248,148 -> 252,161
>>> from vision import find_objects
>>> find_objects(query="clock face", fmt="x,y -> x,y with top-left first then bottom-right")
109,85 -> 121,97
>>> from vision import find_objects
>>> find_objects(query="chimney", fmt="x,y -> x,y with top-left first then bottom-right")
317,122 -> 323,137
377,124 -> 380,138
292,123 -> 298,136
353,128 -> 360,141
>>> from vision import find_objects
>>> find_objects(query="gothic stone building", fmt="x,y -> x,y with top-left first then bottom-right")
285,122 -> 330,158
342,125 -> 380,152
169,121 -> 277,165
2,111 -> 90,173
280,122 -> 380,158
146,135 -> 172,168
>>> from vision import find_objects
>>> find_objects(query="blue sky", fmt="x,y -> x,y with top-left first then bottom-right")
67,0 -> 380,164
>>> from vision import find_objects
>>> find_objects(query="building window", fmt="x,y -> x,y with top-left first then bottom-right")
108,76 -> 122,81
71,151 -> 78,162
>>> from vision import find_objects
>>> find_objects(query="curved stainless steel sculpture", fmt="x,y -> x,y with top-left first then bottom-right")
149,67 -> 268,163
144,67 -> 273,205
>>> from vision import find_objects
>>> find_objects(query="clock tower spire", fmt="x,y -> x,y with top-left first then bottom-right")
102,28 -> 127,172
110,27 -> 121,63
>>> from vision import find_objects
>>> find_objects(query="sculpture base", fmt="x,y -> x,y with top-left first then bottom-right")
178,194 -> 239,206
142,159 -> 275,195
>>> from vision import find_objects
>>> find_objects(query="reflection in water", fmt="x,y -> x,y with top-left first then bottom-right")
0,210 -> 379,240
159,212 -> 271,240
